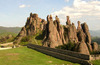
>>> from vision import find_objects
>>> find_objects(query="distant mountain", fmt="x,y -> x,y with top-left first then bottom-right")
0,26 -> 21,37
0,26 -> 99,37
90,30 -> 100,37
0,26 -> 21,33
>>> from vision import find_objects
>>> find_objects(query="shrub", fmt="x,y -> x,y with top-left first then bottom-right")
21,36 -> 31,42
56,41 -> 75,51
19,42 -> 28,46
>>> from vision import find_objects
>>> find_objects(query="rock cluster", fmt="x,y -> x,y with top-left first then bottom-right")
14,13 -> 99,55
42,15 -> 98,55
14,13 -> 47,45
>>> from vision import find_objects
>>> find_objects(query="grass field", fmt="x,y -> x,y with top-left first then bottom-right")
91,60 -> 100,65
0,46 -> 80,65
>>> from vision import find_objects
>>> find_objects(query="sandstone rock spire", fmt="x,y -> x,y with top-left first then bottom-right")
42,15 -> 63,48
66,16 -> 71,25
77,21 -> 81,30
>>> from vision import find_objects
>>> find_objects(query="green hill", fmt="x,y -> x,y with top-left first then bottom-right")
0,26 -> 21,37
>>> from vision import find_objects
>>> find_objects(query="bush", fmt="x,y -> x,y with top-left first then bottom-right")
56,41 -> 75,51
90,51 -> 100,54
21,36 -> 31,42
19,42 -> 28,46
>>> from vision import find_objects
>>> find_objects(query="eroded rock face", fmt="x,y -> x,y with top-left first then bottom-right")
14,13 -> 47,45
54,16 -> 66,44
81,23 -> 91,44
77,41 -> 90,55
64,17 -> 78,44
42,15 -> 63,48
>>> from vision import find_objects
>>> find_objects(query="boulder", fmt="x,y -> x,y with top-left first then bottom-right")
77,30 -> 86,42
92,42 -> 98,51
77,41 -> 90,55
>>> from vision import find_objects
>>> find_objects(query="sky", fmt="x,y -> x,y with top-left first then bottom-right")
0,0 -> 100,30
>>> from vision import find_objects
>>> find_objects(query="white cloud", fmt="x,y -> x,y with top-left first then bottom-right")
52,0 -> 100,30
19,4 -> 26,8
19,4 -> 31,8
65,0 -> 69,2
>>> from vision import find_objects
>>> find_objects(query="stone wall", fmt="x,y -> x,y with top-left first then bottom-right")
27,44 -> 92,65
28,44 -> 90,60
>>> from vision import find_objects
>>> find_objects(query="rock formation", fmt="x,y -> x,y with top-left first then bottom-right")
77,41 -> 90,55
42,15 -> 63,48
14,13 -> 47,45
14,13 -> 99,55
92,42 -> 98,51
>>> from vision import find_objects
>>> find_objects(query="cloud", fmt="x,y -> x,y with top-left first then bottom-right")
52,0 -> 100,30
52,0 -> 100,18
19,4 -> 26,8
19,4 -> 31,8
65,0 -> 69,2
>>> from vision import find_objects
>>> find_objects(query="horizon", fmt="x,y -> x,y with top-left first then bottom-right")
0,0 -> 100,30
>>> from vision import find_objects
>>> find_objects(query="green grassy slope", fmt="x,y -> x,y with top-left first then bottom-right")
0,47 -> 79,65
91,60 -> 100,65
19,31 -> 44,46
0,26 -> 21,37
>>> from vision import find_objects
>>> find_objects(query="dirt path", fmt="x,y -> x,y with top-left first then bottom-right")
0,47 -> 12,50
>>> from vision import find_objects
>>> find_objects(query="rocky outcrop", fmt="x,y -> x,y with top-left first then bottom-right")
92,42 -> 98,51
54,16 -> 66,44
42,15 -> 63,48
77,21 -> 81,31
77,41 -> 90,55
64,17 -> 78,44
14,13 -> 99,55
81,22 -> 91,44
66,16 -> 71,25
14,13 -> 47,45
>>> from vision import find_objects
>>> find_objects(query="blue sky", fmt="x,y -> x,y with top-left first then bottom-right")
0,0 -> 100,30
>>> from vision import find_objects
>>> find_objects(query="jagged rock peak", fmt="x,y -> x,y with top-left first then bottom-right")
77,21 -> 81,30
55,15 -> 60,22
66,16 -> 71,25
30,13 -> 38,18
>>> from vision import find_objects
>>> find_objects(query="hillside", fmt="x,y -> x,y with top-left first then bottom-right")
90,30 -> 100,37
0,26 -> 21,37
0,26 -> 21,33
92,37 -> 100,45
